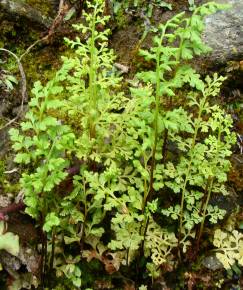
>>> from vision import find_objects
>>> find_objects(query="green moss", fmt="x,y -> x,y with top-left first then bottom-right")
0,157 -> 20,194
0,160 -> 5,185
114,9 -> 131,28
24,0 -> 53,16
3,181 -> 20,195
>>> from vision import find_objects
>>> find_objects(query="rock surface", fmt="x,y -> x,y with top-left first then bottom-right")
203,0 -> 243,63
202,255 -> 223,271
0,0 -> 52,28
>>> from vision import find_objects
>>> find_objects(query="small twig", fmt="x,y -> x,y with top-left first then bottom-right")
20,0 -> 68,61
232,154 -> 243,164
58,0 -> 64,11
19,37 -> 47,62
49,227 -> 56,272
236,133 -> 243,154
0,48 -> 27,130
46,0 -> 67,40
140,215 -> 149,255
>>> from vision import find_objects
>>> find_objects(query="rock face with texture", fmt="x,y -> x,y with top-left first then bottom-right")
0,0 -> 52,28
203,0 -> 243,63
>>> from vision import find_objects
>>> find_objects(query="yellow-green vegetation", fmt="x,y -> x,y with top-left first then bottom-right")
24,0 -> 53,16
4,0 -> 241,289
213,229 -> 243,269
112,0 -> 173,28
0,221 -> 19,256
0,160 -> 5,186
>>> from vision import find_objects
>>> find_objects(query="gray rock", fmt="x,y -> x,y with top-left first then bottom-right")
203,0 -> 243,63
0,0 -> 53,28
0,250 -> 21,274
0,127 -> 9,158
202,255 -> 224,271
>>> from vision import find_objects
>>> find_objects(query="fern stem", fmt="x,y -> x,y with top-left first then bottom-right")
80,178 -> 88,256
88,3 -> 98,138
178,91 -> 207,248
148,25 -> 166,201
178,124 -> 198,243
196,127 -> 222,247
40,214 -> 47,289
50,226 -> 56,272
196,176 -> 214,246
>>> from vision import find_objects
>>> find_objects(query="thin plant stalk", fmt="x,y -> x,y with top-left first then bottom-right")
147,25 -> 166,201
196,128 -> 222,247
196,176 -> 214,247
178,90 -> 208,247
88,3 -> 98,139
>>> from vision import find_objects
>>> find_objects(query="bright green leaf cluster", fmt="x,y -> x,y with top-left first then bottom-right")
8,1 -> 235,288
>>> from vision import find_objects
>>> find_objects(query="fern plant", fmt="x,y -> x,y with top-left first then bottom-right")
9,79 -> 75,221
129,2 -> 224,207
9,0 -> 235,288
9,0 -> 129,288
55,0 -> 130,245
162,74 -> 236,252
9,0 -> 153,281
213,229 -> 243,269
113,2 -> 234,262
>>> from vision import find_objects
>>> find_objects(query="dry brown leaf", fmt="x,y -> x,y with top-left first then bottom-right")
102,252 -> 121,274
123,281 -> 135,290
